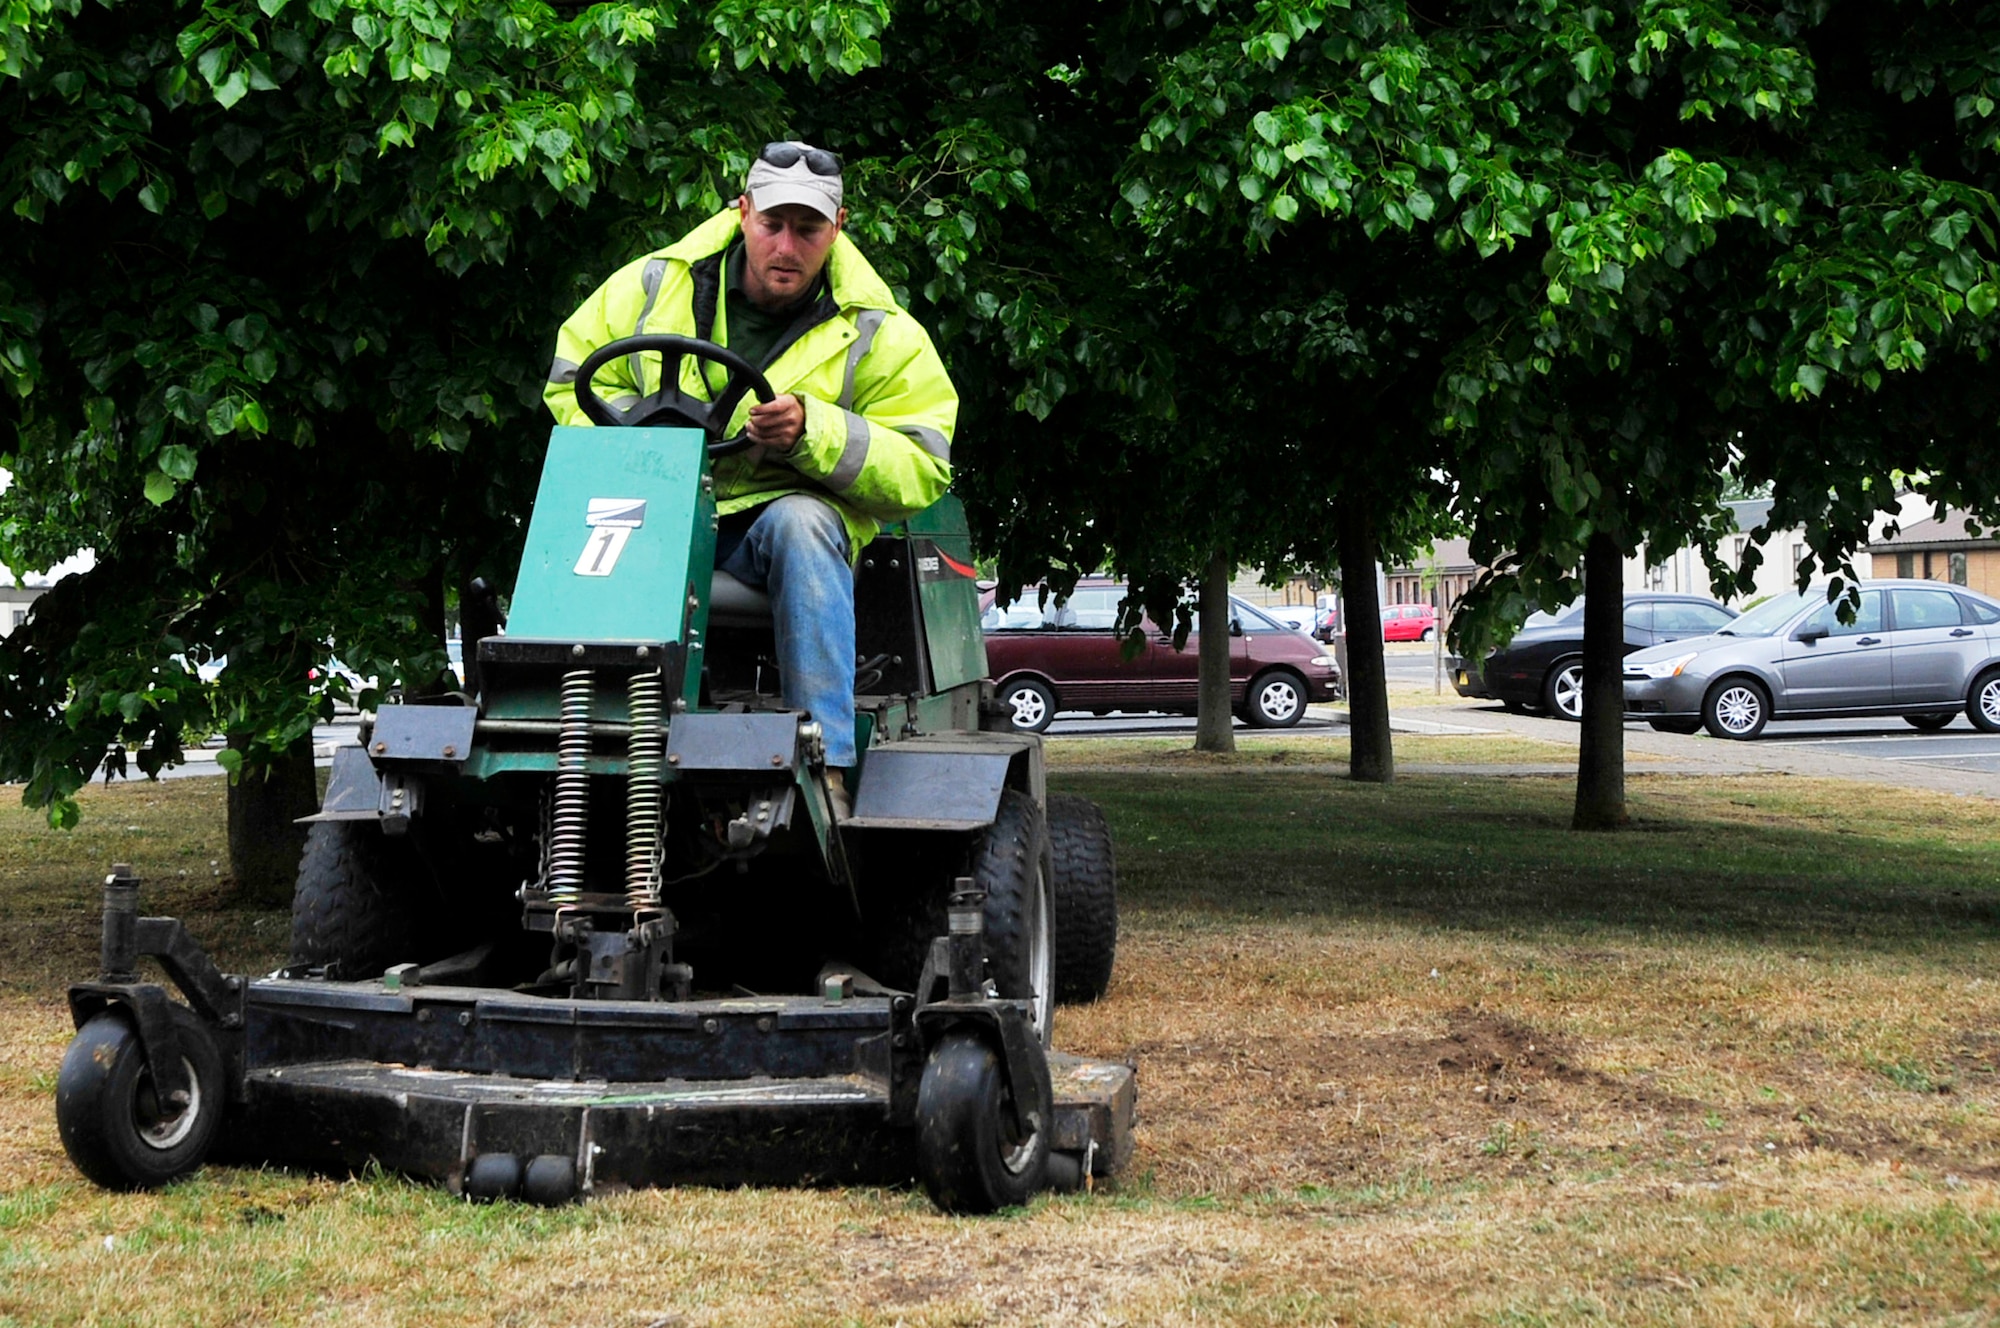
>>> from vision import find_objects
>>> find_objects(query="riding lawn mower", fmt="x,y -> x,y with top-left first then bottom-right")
55,336 -> 1134,1213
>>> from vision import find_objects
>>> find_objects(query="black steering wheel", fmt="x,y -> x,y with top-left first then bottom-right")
571,334 -> 777,457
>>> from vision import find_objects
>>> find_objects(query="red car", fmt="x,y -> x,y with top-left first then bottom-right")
1380,603 -> 1438,642
982,579 -> 1343,732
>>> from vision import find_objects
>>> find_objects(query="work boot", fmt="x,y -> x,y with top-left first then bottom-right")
825,768 -> 852,821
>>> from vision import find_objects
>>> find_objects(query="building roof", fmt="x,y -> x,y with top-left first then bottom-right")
1385,537 -> 1475,575
1867,508 -> 1999,552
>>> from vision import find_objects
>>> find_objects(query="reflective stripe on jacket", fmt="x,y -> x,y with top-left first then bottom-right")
543,210 -> 956,559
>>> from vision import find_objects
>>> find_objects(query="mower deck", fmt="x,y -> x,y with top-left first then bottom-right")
215,977 -> 1135,1197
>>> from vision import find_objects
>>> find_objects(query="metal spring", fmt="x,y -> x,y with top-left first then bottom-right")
625,669 -> 665,911
548,668 -> 593,904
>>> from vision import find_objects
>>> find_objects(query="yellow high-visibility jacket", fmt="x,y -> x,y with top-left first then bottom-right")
543,210 -> 957,560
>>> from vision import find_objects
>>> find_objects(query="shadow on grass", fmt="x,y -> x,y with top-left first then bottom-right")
1058,770 -> 2000,953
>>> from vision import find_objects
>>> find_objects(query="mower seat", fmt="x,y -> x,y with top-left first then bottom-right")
707,570 -> 772,628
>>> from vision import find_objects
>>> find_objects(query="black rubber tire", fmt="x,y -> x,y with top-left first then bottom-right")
290,818 -> 420,978
1244,670 -> 1308,728
56,1005 -> 224,1190
1420,627 -> 1435,643
1648,719 -> 1702,735
1969,668 -> 2000,733
1702,676 -> 1771,740
870,790 -> 1053,1044
1046,794 -> 1117,1005
997,678 -> 1056,733
969,790 -> 1054,1043
914,1031 -> 1050,1213
1542,658 -> 1584,721
1904,713 -> 1955,732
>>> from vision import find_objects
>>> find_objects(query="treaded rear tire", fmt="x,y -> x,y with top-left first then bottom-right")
1046,794 -> 1117,1005
290,819 -> 420,978
870,790 -> 1053,1043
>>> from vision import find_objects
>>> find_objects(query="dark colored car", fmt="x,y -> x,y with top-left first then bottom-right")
982,579 -> 1343,732
1623,579 -> 2000,738
1448,593 -> 1738,720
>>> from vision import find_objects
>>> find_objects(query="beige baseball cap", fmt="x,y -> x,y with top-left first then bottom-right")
745,141 -> 843,221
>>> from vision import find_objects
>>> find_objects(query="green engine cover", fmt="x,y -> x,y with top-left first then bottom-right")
505,425 -> 717,648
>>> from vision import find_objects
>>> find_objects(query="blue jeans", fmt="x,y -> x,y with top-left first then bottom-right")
714,494 -> 856,767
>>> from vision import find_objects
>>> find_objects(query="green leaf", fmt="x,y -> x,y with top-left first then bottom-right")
1252,111 -> 1280,146
143,470 -> 178,505
157,444 -> 198,481
1969,283 -> 2000,318
214,747 -> 243,776
1794,363 -> 1827,396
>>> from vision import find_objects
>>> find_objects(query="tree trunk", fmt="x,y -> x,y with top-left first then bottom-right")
1572,530 -> 1628,830
227,733 -> 319,907
1336,505 -> 1393,783
1194,552 -> 1237,753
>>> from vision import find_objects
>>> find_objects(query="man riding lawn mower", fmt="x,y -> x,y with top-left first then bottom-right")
54,146 -> 1133,1213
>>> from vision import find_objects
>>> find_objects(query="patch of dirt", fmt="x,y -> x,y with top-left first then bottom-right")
1107,1003 -> 2000,1196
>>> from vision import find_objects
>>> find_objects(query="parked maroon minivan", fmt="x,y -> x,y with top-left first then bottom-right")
982,579 -> 1343,732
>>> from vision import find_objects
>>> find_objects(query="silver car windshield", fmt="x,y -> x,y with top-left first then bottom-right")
1719,589 -> 1814,637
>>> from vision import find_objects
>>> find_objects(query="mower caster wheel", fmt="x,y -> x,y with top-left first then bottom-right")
464,1153 -> 523,1202
56,1004 -> 223,1191
915,1032 -> 1049,1214
1044,1150 -> 1089,1193
522,1154 -> 578,1206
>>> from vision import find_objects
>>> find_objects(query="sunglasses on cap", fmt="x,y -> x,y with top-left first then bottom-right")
759,142 -> 842,176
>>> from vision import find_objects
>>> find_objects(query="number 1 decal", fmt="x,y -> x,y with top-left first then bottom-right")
574,525 -> 633,576
574,497 -> 646,577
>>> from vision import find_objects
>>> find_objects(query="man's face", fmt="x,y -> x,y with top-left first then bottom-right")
738,198 -> 845,310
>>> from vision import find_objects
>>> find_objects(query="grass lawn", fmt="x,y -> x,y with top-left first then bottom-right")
2,745 -> 1998,1326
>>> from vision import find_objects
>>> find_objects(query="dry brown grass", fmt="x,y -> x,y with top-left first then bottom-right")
3,771 -> 1998,1326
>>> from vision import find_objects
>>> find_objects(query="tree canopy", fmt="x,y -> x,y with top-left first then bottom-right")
5,0 -> 1998,829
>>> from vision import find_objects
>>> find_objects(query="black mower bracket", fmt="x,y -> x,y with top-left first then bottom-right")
913,996 -> 1053,1142
910,881 -> 1052,1140
67,865 -> 245,1106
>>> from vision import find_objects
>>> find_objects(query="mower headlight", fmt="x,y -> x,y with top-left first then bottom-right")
1631,651 -> 1698,679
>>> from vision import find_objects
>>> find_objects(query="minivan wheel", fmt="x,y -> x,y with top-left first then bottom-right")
1969,668 -> 2000,734
998,678 -> 1056,734
1904,713 -> 1955,732
1703,677 -> 1770,740
1542,659 -> 1584,722
1245,671 -> 1307,728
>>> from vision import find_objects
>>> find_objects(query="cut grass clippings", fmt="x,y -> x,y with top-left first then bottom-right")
2,761 -> 1998,1325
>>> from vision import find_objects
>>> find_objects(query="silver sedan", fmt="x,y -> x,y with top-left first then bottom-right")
1622,579 -> 2000,739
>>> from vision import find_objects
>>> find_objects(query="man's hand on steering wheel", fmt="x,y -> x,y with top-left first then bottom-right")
745,393 -> 808,452
570,334 -> 777,457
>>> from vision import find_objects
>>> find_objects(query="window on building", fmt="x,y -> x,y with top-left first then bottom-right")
8,609 -> 22,629
1951,552 -> 1968,586
1897,552 -> 1914,579
1792,542 -> 1808,570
